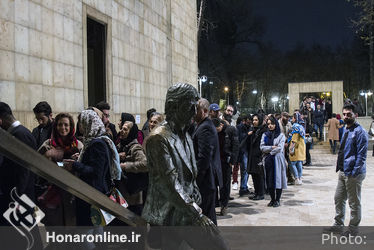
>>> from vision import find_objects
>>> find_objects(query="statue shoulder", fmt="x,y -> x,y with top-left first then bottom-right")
147,124 -> 172,145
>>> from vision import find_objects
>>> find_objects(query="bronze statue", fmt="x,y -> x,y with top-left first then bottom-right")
142,83 -> 228,249
142,83 -> 215,227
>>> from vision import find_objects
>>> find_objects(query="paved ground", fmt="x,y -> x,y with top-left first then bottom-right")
217,143 -> 374,226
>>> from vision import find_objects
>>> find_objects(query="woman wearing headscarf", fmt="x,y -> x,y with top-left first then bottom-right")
63,110 -> 121,226
246,114 -> 267,200
260,115 -> 287,207
288,112 -> 306,185
38,112 -> 83,225
117,113 -> 148,216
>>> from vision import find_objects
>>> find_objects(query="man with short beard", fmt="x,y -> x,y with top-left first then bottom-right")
326,103 -> 368,236
223,105 -> 235,126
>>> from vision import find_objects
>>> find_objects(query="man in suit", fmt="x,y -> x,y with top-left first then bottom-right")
193,98 -> 222,225
142,83 -> 224,249
0,102 -> 42,249
0,102 -> 37,220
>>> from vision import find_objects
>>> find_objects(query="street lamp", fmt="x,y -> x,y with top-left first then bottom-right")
271,96 -> 279,111
252,90 -> 258,94
198,75 -> 207,97
360,90 -> 373,116
224,86 -> 229,105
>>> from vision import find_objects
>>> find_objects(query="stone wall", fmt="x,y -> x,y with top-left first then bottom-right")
288,81 -> 344,114
0,0 -> 198,130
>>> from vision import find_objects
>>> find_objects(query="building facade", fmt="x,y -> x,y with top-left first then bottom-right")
0,0 -> 198,129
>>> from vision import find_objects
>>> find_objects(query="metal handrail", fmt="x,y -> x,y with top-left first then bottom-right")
0,128 -> 146,226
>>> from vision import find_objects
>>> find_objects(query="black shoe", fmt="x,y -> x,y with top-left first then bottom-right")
229,196 -> 234,200
252,195 -> 264,200
267,201 -> 274,207
323,225 -> 344,234
273,201 -> 280,207
239,189 -> 250,196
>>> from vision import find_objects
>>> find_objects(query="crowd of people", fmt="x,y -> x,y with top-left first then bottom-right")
0,89 -> 369,238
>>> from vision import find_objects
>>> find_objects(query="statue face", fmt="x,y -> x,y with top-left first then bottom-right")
176,99 -> 198,126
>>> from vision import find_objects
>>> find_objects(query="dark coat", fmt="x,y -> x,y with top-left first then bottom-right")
237,123 -> 249,154
32,122 -> 53,149
313,109 -> 325,126
73,138 -> 112,226
192,117 -> 223,193
73,138 -> 111,194
223,124 -> 239,165
246,125 -> 267,174
0,125 -> 37,226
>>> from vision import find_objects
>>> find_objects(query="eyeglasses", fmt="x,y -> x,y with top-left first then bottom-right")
103,113 -> 110,118
226,109 -> 234,113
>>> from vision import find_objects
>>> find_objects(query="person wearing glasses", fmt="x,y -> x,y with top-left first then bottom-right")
326,103 -> 368,236
95,101 -> 117,141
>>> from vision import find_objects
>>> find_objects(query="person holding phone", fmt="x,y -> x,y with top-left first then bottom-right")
38,112 -> 83,226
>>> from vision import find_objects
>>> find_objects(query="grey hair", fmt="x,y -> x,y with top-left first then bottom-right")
198,98 -> 210,111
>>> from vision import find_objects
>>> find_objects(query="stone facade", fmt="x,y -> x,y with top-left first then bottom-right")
288,81 -> 344,114
0,0 -> 198,129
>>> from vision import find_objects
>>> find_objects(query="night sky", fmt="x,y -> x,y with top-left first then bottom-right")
252,0 -> 358,51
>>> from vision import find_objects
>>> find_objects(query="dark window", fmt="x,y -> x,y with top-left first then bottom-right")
87,17 -> 106,106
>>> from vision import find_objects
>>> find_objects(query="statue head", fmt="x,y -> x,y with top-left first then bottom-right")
165,83 -> 199,130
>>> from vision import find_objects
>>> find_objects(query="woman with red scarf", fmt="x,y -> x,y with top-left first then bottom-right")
38,112 -> 83,225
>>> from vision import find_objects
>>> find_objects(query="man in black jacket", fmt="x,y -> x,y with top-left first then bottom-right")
212,118 -> 239,216
32,101 -> 53,148
313,104 -> 325,141
0,102 -> 42,249
193,99 -> 223,225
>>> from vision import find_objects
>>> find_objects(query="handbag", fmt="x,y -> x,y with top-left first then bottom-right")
305,135 -> 313,145
37,185 -> 62,209
90,187 -> 128,226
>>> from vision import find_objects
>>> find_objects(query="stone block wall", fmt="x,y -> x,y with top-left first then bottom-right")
0,0 -> 198,130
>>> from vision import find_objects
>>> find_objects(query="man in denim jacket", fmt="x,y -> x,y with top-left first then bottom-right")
331,103 -> 368,235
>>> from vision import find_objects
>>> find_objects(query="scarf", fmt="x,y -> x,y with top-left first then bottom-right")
264,118 -> 281,146
119,113 -> 139,146
78,110 -> 121,180
288,113 -> 306,143
50,121 -> 79,158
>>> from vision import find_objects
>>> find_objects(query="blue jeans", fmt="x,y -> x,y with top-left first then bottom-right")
314,123 -> 323,140
240,151 -> 249,191
290,161 -> 303,179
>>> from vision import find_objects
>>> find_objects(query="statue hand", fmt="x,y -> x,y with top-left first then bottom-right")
197,215 -> 219,235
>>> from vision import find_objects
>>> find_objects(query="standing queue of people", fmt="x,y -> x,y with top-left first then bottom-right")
0,98 -> 369,235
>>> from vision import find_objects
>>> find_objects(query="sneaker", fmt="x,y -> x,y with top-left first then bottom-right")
267,201 -> 275,207
220,206 -> 228,216
232,182 -> 238,190
273,201 -> 280,207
